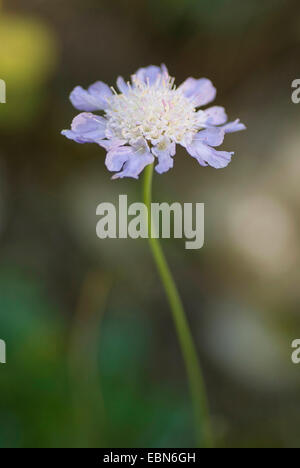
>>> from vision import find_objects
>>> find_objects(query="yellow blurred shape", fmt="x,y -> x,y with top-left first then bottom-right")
0,14 -> 57,87
0,14 -> 58,127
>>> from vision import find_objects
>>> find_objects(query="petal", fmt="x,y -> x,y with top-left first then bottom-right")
204,106 -> 228,125
69,81 -> 112,111
130,137 -> 150,153
99,138 -> 126,151
71,113 -> 106,139
193,127 -> 225,147
186,141 -> 233,168
61,130 -> 87,144
105,146 -> 132,171
205,149 -> 234,168
112,152 -> 154,179
112,140 -> 154,179
88,81 -> 112,100
178,77 -> 216,107
62,112 -> 107,143
70,86 -> 98,112
116,76 -> 130,94
152,138 -> 176,174
221,119 -> 246,133
135,65 -> 165,86
195,110 -> 208,127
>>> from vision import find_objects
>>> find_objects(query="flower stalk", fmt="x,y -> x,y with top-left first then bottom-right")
143,163 -> 213,448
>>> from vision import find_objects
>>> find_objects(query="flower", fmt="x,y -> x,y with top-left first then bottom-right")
62,65 -> 245,179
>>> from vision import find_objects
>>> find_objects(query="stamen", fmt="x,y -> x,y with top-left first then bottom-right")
105,73 -> 199,146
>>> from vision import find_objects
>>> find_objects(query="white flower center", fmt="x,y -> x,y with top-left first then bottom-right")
105,75 -> 201,146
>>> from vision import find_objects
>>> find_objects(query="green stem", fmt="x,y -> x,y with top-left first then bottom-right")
143,163 -> 213,448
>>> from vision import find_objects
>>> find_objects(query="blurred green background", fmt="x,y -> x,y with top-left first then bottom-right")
1,0 -> 300,448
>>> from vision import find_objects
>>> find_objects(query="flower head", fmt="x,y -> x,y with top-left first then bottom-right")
62,65 -> 245,179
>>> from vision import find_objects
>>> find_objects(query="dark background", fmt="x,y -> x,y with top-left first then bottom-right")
1,0 -> 300,448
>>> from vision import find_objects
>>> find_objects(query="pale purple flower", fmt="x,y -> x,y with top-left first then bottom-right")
62,65 -> 245,179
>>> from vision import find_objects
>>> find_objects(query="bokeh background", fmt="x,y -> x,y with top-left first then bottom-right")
1,0 -> 300,448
